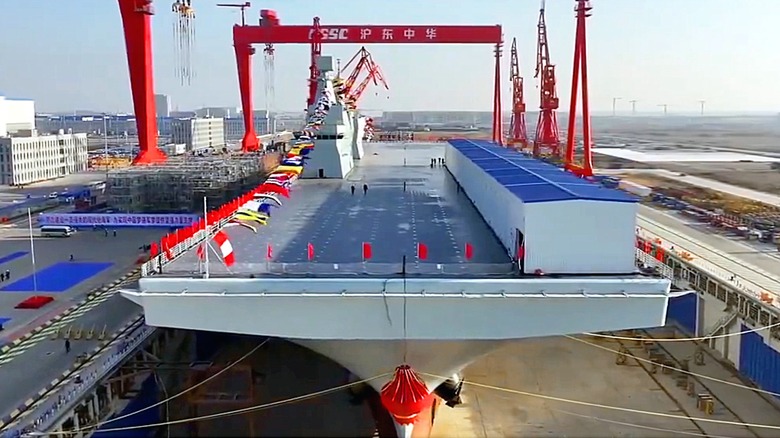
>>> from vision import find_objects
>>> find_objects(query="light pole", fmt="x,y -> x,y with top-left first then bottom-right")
102,114 -> 110,178
629,100 -> 637,115
612,97 -> 622,116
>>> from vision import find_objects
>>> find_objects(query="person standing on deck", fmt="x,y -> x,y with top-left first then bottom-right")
362,184 -> 368,195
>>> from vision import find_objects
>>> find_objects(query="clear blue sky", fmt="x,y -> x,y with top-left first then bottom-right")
0,0 -> 777,114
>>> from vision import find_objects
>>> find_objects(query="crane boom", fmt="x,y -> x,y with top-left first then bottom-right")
508,37 -> 527,148
345,57 -> 389,110
533,0 -> 561,158
338,47 -> 374,98
216,2 -> 250,26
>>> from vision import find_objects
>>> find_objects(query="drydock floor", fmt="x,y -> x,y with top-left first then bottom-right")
164,142 -> 513,277
161,329 -> 780,437
433,331 -> 780,438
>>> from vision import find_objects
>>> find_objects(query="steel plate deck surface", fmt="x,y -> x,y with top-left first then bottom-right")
164,142 -> 513,277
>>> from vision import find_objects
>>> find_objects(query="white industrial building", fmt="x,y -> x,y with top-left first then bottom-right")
445,139 -> 639,275
0,95 -> 35,137
170,117 -> 225,152
224,114 -> 271,141
194,106 -> 240,119
0,132 -> 89,186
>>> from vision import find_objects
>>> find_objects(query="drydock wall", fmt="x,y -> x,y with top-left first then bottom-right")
445,139 -> 638,274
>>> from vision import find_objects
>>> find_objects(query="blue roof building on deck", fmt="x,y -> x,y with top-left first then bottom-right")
447,139 -> 637,204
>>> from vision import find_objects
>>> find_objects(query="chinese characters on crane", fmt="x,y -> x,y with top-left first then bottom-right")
308,27 -> 441,42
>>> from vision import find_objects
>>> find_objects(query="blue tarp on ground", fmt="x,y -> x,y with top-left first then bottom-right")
0,262 -> 113,292
0,252 -> 27,266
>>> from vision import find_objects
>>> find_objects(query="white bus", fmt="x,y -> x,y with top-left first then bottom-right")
40,225 -> 76,237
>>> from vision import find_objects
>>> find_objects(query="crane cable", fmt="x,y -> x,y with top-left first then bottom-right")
584,319 -> 780,342
565,334 -> 780,398
419,371 -> 780,431
34,371 -> 392,435
99,338 -> 270,426
551,407 -> 734,438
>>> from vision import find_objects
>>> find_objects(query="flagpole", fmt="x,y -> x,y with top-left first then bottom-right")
203,196 -> 210,279
27,208 -> 38,294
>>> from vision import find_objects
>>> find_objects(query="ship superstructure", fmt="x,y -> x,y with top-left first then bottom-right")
300,56 -> 361,179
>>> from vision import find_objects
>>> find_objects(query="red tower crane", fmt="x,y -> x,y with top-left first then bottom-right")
533,0 -> 561,158
564,0 -> 594,177
346,61 -> 389,109
338,47 -> 375,99
307,17 -> 323,109
507,37 -> 527,149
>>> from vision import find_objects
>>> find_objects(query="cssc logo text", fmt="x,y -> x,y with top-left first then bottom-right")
308,28 -> 349,40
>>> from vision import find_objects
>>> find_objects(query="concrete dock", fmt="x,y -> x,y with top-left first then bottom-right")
432,334 -> 780,438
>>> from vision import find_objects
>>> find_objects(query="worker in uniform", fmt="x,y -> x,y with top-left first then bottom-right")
351,185 -> 356,196
65,339 -> 71,354
362,184 -> 369,196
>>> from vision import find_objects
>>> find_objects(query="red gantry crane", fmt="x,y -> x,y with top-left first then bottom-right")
564,0 -> 594,177
507,37 -> 528,149
533,0 -> 561,158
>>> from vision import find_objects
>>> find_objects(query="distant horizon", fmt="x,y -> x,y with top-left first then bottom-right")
33,109 -> 780,118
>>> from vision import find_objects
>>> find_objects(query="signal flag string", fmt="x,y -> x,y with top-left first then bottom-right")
36,371 -> 393,435
418,372 -> 780,431
584,319 -> 780,342
564,334 -> 780,399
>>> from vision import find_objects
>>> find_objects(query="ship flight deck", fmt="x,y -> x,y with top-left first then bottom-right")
164,142 -> 515,278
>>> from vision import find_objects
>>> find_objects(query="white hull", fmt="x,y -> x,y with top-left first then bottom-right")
290,339 -> 508,392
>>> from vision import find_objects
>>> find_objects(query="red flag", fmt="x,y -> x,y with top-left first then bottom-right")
174,228 -> 183,245
464,242 -> 474,260
307,243 -> 315,261
197,244 -> 205,260
266,243 -> 273,260
161,236 -> 173,260
150,242 -> 159,257
417,243 -> 428,260
362,242 -> 372,260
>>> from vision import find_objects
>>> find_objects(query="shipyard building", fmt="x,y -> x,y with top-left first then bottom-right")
0,95 -> 89,186
171,117 -> 225,152
155,93 -> 171,117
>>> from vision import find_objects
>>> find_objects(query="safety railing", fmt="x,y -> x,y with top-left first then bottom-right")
163,261 -> 518,277
636,230 -> 778,309
141,216 -> 235,277
1,319 -> 154,438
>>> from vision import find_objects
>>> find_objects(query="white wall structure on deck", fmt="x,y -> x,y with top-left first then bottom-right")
301,56 -> 354,180
350,113 -> 366,159
445,139 -> 639,275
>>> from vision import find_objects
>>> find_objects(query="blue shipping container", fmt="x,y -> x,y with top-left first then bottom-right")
667,293 -> 697,334
739,325 -> 780,397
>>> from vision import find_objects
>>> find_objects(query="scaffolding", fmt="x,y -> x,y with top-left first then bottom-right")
106,153 -> 280,213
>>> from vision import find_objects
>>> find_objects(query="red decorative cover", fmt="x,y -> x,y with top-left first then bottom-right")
380,365 -> 432,425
